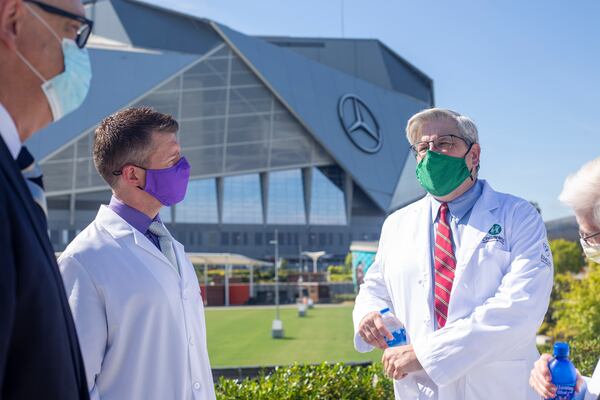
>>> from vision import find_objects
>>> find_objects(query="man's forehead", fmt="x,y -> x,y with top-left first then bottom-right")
418,118 -> 459,139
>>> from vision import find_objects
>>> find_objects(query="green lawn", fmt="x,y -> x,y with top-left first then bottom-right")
205,304 -> 383,367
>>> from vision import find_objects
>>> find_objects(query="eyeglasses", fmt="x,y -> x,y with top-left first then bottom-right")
24,0 -> 94,49
410,134 -> 470,158
580,230 -> 600,246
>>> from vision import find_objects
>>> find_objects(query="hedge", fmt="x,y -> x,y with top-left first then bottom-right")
215,362 -> 394,399
214,338 -> 600,399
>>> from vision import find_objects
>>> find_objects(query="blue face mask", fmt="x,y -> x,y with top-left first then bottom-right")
16,5 -> 92,122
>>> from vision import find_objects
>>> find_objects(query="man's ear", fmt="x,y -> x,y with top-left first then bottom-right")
121,165 -> 145,188
470,143 -> 481,168
0,0 -> 24,51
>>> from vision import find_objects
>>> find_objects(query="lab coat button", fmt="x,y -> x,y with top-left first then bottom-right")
189,337 -> 194,346
193,382 -> 200,390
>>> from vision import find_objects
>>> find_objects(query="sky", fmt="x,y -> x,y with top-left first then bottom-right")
146,0 -> 600,221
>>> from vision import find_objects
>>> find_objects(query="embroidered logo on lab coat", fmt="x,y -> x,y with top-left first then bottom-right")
482,224 -> 505,245
488,224 -> 502,236
541,241 -> 553,267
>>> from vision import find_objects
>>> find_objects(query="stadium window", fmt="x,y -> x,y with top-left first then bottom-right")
221,232 -> 230,245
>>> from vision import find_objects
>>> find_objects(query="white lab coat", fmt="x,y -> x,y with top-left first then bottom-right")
353,181 -> 553,399
59,205 -> 216,400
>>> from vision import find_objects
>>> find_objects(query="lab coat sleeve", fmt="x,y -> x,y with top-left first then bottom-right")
412,201 -> 554,387
59,254 -> 107,399
352,217 -> 394,353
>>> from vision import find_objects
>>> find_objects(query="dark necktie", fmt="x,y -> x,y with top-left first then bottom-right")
17,146 -> 48,219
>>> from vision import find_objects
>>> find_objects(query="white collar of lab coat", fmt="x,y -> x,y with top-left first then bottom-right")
0,102 -> 22,160
95,205 -> 178,270
424,179 -> 499,216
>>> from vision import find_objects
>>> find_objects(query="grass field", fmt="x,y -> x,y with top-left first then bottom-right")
205,304 -> 383,367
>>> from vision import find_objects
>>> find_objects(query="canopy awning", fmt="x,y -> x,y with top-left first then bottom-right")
187,252 -> 273,267
56,251 -> 273,267
349,241 -> 379,253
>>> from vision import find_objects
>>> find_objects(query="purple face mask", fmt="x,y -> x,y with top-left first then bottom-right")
140,157 -> 191,206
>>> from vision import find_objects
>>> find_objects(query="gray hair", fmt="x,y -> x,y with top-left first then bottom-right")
405,108 -> 479,145
559,156 -> 600,226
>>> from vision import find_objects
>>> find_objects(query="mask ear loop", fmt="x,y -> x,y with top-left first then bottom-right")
15,5 -> 63,84
463,142 -> 479,182
25,4 -> 62,43
112,164 -> 147,191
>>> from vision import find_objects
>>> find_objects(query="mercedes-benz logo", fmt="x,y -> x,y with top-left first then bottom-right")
338,94 -> 382,154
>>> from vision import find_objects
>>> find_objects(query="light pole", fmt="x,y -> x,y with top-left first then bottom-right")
270,230 -> 283,338
302,251 -> 326,274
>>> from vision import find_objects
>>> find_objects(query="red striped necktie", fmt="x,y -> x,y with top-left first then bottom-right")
434,203 -> 456,329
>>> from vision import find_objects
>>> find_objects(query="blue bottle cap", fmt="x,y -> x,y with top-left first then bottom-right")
380,307 -> 390,314
553,342 -> 570,358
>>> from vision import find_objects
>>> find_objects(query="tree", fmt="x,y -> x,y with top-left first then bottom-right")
553,263 -> 600,340
345,252 -> 353,271
549,239 -> 585,274
539,272 -> 575,336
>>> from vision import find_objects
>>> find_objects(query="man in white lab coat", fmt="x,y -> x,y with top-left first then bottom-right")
353,108 -> 553,399
58,107 -> 216,400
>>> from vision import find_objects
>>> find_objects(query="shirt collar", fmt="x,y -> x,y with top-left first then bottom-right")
108,195 -> 160,235
431,179 -> 483,222
0,102 -> 22,160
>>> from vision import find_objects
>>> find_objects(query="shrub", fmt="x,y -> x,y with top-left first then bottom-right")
215,362 -> 394,400
539,272 -> 576,336
549,239 -> 585,274
331,293 -> 356,303
329,274 -> 353,282
553,263 -> 600,340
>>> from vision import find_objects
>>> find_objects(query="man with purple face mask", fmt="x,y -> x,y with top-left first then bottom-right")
58,107 -> 216,400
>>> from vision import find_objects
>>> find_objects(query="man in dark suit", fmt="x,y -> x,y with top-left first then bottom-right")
0,0 -> 93,398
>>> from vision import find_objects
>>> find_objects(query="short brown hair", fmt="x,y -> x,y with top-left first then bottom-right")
93,107 -> 179,187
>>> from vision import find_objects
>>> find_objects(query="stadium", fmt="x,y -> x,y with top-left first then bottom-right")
28,0 -> 434,267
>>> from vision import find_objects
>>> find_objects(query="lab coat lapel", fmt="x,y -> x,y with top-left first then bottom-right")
418,196 -> 434,315
453,181 -> 500,287
96,205 -> 175,272
131,228 -> 177,273
172,240 -> 191,280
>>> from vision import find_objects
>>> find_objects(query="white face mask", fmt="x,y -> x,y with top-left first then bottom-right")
15,4 -> 92,122
580,238 -> 600,263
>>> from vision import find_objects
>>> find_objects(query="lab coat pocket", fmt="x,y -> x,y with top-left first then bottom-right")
465,359 -> 527,398
475,245 -> 511,301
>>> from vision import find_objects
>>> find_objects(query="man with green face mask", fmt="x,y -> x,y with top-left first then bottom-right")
353,108 -> 554,399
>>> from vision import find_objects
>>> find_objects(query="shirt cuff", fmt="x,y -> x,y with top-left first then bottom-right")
354,331 -> 375,353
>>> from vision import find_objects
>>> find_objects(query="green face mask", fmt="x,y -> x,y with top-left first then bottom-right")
416,146 -> 475,197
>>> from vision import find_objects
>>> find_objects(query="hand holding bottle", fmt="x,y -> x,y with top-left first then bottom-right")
529,346 -> 585,399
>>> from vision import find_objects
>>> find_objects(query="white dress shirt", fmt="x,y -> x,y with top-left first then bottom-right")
59,206 -> 216,400
0,102 -> 22,159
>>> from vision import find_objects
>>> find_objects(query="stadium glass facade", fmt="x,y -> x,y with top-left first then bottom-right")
32,0 -> 434,267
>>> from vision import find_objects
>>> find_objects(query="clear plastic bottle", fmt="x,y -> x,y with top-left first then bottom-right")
379,308 -> 407,347
547,342 -> 577,400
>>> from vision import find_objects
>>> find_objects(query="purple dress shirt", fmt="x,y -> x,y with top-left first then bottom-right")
108,195 -> 161,250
